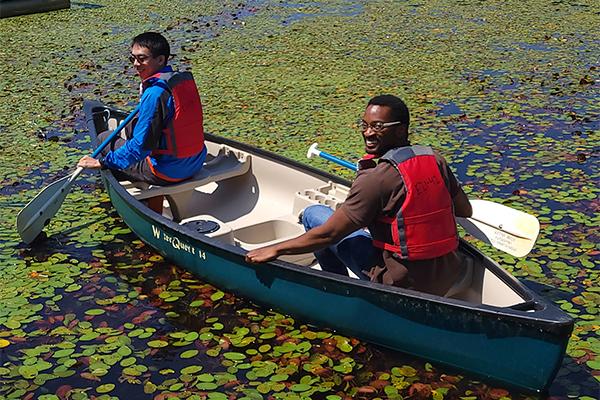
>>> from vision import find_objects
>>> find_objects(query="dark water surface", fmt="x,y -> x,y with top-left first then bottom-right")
0,0 -> 598,399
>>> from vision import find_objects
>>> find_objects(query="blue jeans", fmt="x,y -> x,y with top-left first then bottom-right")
301,205 -> 379,280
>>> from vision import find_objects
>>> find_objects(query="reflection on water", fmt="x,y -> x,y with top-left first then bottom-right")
436,101 -> 463,117
70,2 -> 104,9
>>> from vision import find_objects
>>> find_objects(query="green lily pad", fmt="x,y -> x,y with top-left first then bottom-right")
181,349 -> 199,359
96,383 -> 115,393
147,340 -> 169,348
85,309 -> 106,316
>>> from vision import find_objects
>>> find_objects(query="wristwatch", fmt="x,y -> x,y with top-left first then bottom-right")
98,157 -> 108,170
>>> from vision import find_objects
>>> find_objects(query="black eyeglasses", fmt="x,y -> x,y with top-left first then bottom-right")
357,119 -> 403,132
128,54 -> 151,64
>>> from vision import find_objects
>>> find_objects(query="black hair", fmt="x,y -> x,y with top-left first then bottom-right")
131,32 -> 170,60
368,95 -> 410,128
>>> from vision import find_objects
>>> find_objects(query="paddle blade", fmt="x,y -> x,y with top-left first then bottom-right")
16,175 -> 74,244
458,199 -> 540,257
15,104 -> 140,244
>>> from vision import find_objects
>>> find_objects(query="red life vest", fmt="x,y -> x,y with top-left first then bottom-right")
371,145 -> 458,260
145,71 -> 205,158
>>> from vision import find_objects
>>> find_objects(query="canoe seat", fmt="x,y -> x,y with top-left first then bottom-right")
123,147 -> 252,221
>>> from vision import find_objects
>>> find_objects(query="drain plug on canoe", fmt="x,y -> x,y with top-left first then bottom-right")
182,220 -> 220,234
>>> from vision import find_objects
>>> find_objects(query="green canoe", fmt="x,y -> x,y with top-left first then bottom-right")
85,100 -> 573,393
0,0 -> 70,18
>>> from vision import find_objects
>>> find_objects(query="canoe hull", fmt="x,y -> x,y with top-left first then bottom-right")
89,101 -> 573,392
0,0 -> 70,18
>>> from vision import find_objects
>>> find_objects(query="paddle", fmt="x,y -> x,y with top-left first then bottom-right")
306,143 -> 358,171
306,143 -> 540,257
456,200 -> 539,257
16,105 -> 140,244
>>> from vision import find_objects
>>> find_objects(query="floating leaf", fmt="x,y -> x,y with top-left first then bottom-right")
586,360 -> 600,370
120,357 -> 136,367
52,349 -> 75,358
206,348 -> 220,357
80,332 -> 100,341
336,338 -> 353,352
290,383 -> 312,392
196,382 -> 218,390
197,373 -> 215,382
211,291 -> 225,301
207,394 -> 228,400
96,383 -> 115,393
270,373 -> 289,382
181,349 -> 199,359
148,340 -> 169,348
181,365 -> 203,375
258,344 -> 271,353
144,381 -> 157,394
19,365 -> 38,379
199,332 -> 214,341
223,352 -> 246,361
85,309 -> 105,316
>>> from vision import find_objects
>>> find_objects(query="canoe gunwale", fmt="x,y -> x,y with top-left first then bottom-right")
84,100 -> 573,334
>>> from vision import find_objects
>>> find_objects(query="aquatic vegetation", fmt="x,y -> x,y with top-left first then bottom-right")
0,0 -> 598,398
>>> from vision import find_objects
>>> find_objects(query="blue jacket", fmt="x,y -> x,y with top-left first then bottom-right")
103,66 -> 206,180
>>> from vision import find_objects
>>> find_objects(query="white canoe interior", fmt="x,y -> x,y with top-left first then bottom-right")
107,122 -> 527,308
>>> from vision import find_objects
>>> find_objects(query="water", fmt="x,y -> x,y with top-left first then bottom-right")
0,0 -> 598,398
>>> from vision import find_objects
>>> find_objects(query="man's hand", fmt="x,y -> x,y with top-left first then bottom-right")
245,246 -> 280,264
245,208 -> 360,265
77,155 -> 102,169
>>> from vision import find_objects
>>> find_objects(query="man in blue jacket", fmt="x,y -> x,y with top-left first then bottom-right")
78,32 -> 206,185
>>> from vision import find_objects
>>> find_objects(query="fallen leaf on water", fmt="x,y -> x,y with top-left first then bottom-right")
80,372 -> 101,381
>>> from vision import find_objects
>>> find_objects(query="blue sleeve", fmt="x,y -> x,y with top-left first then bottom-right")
104,85 -> 167,170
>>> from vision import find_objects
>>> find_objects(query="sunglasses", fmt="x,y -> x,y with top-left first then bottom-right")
128,53 -> 152,64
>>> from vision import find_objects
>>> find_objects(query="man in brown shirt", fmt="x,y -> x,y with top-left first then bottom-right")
246,95 -> 472,296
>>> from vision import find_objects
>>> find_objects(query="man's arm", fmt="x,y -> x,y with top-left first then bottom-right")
446,166 -> 473,218
453,189 -> 472,218
245,209 -> 360,263
438,157 -> 472,218
103,91 -> 163,170
434,151 -> 473,218
78,92 -> 165,171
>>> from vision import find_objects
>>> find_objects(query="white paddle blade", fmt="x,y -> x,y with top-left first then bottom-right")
458,199 -> 540,257
16,174 -> 76,244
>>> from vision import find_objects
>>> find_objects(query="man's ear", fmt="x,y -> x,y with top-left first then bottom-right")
395,125 -> 409,142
